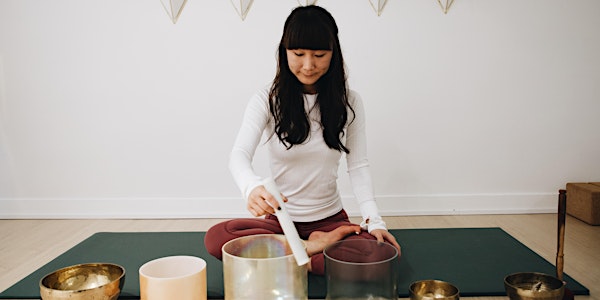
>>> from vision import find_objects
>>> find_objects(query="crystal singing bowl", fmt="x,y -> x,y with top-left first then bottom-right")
222,234 -> 308,300
504,272 -> 565,300
324,239 -> 399,300
39,263 -> 125,300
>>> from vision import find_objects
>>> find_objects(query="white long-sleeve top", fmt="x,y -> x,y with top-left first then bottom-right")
229,87 -> 386,232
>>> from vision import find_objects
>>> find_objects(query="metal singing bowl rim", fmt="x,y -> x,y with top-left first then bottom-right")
504,272 -> 565,291
409,279 -> 460,297
39,262 -> 126,292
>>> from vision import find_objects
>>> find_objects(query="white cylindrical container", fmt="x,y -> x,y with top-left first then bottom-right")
139,255 -> 207,300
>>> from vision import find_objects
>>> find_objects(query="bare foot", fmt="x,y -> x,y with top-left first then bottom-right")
305,225 -> 361,256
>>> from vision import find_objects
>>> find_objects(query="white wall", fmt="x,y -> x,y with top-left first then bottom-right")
1,0 -> 599,218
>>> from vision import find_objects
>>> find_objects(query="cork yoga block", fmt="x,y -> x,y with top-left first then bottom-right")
566,182 -> 600,225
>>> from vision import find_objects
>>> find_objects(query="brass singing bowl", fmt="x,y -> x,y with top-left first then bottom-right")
409,279 -> 460,300
39,263 -> 125,300
504,272 -> 565,300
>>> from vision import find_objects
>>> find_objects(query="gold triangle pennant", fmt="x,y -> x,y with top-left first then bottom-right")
437,0 -> 455,14
160,0 -> 188,24
368,0 -> 388,16
230,0 -> 254,21
297,0 -> 318,6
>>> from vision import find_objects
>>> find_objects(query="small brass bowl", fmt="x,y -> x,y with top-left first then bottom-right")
409,279 -> 460,300
40,263 -> 125,300
504,272 -> 565,300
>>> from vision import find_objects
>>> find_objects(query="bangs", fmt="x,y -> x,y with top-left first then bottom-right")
282,18 -> 333,50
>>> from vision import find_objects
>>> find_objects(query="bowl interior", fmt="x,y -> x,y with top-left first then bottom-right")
41,263 -> 125,291
505,272 -> 564,291
222,234 -> 293,259
504,272 -> 564,300
409,279 -> 459,300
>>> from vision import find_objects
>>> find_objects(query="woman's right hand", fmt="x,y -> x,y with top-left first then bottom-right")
247,185 -> 287,217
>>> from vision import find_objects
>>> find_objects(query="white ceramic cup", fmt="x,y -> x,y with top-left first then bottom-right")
139,255 -> 207,300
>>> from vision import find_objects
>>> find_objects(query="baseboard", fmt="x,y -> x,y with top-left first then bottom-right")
0,193 -> 558,219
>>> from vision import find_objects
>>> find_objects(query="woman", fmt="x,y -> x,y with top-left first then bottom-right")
204,5 -> 400,275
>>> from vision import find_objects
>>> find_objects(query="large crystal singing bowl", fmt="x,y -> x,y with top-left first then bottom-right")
222,234 -> 308,300
324,239 -> 399,300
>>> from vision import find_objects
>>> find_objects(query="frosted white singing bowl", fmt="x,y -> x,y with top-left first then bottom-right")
139,255 -> 207,300
39,263 -> 125,300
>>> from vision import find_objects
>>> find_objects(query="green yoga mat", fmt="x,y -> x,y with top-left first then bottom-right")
0,228 -> 589,299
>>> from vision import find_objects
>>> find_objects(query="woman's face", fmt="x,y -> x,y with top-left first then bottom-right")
286,49 -> 332,94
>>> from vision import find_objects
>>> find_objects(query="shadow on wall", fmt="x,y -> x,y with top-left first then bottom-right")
0,56 -> 15,198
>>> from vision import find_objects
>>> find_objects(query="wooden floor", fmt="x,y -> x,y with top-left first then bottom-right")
1,214 -> 598,299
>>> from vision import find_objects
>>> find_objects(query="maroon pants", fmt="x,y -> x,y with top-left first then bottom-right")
204,209 -> 375,275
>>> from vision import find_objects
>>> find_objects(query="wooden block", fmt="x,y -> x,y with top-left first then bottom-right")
566,182 -> 600,225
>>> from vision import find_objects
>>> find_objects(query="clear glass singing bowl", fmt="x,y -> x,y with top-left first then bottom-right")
324,239 -> 399,300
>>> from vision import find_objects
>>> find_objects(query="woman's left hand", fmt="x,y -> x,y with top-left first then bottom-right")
370,229 -> 401,256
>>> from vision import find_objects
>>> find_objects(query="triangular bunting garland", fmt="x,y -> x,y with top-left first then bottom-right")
230,0 -> 254,20
160,0 -> 188,24
297,0 -> 318,6
368,0 -> 388,16
437,0 -> 455,14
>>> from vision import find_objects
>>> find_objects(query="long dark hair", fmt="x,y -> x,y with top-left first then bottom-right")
269,5 -> 354,153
